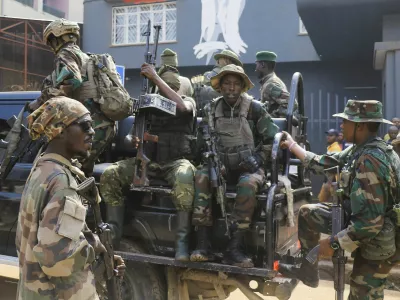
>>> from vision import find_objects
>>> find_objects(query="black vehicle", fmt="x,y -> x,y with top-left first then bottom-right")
0,73 -> 312,300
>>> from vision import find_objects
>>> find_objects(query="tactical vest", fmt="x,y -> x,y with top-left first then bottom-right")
212,95 -> 255,171
340,138 -> 400,260
148,97 -> 196,163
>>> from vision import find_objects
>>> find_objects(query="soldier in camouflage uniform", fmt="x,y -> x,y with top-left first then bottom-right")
160,48 -> 194,97
190,64 -> 279,268
100,64 -> 197,261
256,51 -> 297,118
29,18 -> 116,176
279,100 -> 400,299
16,97 -> 125,300
192,50 -> 243,116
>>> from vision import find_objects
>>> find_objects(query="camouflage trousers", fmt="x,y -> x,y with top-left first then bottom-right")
100,158 -> 196,211
81,123 -> 116,175
192,166 -> 265,230
299,203 -> 400,300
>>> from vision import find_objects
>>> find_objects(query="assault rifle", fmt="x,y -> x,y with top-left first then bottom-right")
0,103 -> 45,182
202,105 -> 228,236
76,177 -> 122,300
306,166 -> 347,300
132,20 -> 161,186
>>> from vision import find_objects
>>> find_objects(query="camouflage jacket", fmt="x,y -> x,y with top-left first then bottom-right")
198,96 -> 279,164
16,153 -> 98,300
41,43 -> 113,129
259,72 -> 293,118
303,137 -> 398,253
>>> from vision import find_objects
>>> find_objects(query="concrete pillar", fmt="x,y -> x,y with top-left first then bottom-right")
374,42 -> 400,120
37,0 -> 43,13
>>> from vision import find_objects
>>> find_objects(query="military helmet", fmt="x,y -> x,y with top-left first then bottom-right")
332,100 -> 392,124
43,18 -> 80,44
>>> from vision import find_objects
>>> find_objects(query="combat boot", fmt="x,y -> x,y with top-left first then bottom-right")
278,258 -> 319,288
190,226 -> 214,262
175,211 -> 191,261
223,230 -> 254,268
106,204 -> 125,248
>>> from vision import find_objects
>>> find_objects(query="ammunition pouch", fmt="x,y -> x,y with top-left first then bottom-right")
156,133 -> 196,163
218,146 -> 253,171
360,217 -> 396,260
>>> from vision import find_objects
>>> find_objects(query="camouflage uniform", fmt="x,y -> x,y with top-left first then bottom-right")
259,72 -> 291,117
193,65 -> 279,230
16,98 -> 98,299
282,100 -> 400,299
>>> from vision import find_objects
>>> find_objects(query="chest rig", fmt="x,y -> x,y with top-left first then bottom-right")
212,96 -> 255,170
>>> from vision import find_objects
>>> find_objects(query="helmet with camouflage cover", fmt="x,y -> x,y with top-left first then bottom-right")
332,100 -> 392,124
43,18 -> 80,51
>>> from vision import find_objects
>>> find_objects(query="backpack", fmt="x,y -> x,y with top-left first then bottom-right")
78,53 -> 133,121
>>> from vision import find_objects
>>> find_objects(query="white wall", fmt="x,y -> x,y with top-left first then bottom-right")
2,0 -> 56,20
1,0 -> 83,22
68,0 -> 83,22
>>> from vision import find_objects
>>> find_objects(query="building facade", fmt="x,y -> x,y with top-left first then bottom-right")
0,0 -> 84,22
83,0 -> 385,154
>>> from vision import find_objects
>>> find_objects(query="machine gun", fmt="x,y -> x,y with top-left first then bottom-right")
77,177 -> 122,300
202,105 -> 228,235
306,166 -> 347,300
132,20 -> 162,186
0,103 -> 45,182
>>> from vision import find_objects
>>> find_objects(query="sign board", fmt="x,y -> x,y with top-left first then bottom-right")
116,65 -> 125,86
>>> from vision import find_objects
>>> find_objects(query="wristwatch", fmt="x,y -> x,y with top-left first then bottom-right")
330,236 -> 340,250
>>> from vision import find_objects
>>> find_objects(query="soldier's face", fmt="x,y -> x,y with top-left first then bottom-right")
65,116 -> 95,159
341,119 -> 356,143
255,61 -> 266,78
218,58 -> 232,67
220,74 -> 243,103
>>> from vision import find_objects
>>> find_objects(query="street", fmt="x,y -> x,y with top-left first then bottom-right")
2,277 -> 399,300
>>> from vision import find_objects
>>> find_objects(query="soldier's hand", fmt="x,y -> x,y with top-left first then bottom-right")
318,237 -> 335,259
141,63 -> 158,81
280,131 -> 295,149
131,136 -> 140,149
113,255 -> 126,278
239,155 -> 262,173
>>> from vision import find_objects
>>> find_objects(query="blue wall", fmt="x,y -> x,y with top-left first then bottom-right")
83,0 -> 320,68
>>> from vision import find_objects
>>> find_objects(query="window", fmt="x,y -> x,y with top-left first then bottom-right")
15,0 -> 34,7
112,2 -> 177,45
299,17 -> 308,35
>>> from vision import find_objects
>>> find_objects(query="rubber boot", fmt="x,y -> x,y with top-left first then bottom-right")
175,211 -> 191,261
278,258 -> 319,288
106,204 -> 125,248
223,230 -> 254,268
190,226 -> 214,262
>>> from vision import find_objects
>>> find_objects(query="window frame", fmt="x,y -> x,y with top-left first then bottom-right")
111,2 -> 177,46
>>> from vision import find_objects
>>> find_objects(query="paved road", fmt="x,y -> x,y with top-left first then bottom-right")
227,280 -> 400,300
2,277 -> 399,299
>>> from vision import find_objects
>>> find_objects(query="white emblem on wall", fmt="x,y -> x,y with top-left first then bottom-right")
193,0 -> 248,64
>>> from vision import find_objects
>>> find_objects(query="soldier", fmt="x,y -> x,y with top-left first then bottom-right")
190,64 -> 279,268
192,50 -> 243,116
29,18 -> 116,175
160,48 -> 194,97
279,100 -> 400,299
16,97 -> 125,300
100,64 -> 197,261
256,51 -> 296,118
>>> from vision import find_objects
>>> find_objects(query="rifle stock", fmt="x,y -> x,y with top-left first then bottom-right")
76,177 -> 122,300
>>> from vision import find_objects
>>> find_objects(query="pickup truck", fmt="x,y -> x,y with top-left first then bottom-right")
0,73 -> 312,300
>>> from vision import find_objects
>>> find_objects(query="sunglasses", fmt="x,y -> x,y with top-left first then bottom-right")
70,120 -> 94,133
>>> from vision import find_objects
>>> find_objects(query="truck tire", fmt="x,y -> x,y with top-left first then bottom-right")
118,239 -> 167,300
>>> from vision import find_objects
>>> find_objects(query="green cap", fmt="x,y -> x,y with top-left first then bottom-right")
214,50 -> 243,67
210,64 -> 254,93
161,48 -> 178,67
332,100 -> 392,124
256,51 -> 277,62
